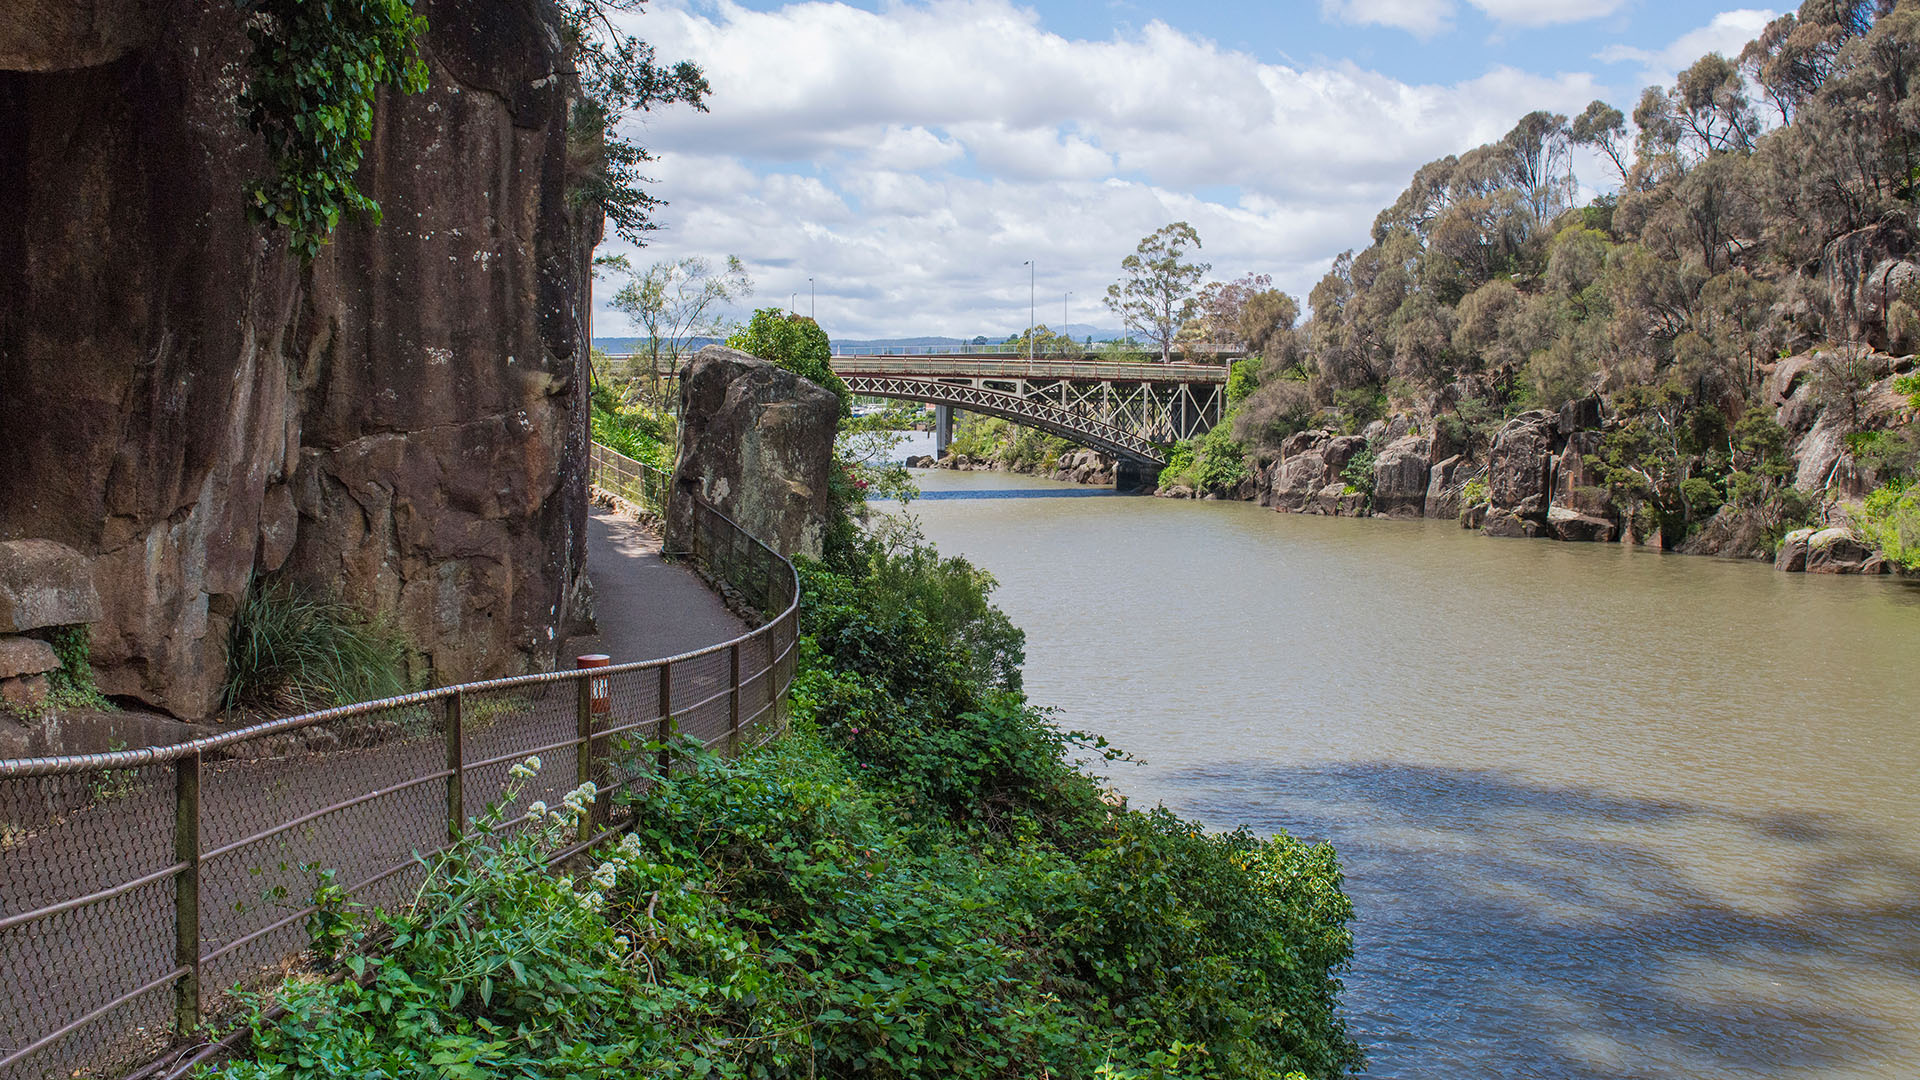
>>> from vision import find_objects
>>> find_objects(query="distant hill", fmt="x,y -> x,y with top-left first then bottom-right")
593,326 -> 1132,354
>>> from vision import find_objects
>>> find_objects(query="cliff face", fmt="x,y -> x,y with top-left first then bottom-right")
0,0 -> 595,717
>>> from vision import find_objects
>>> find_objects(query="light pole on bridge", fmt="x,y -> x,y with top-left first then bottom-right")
1023,260 -> 1035,361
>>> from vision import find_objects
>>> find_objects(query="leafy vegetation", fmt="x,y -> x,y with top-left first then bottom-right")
726,309 -> 852,417
590,383 -> 675,470
236,0 -> 429,259
221,580 -> 412,714
210,454 -> 1361,1080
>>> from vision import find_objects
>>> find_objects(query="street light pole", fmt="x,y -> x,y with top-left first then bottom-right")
809,277 -> 815,320
1024,260 -> 1035,361
1064,291 -> 1071,341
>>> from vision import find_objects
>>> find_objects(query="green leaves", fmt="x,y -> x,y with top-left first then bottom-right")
236,0 -> 429,259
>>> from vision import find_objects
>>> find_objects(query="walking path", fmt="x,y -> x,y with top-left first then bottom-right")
563,508 -> 747,663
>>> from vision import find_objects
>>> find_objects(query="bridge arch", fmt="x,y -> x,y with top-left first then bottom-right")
841,374 -> 1167,466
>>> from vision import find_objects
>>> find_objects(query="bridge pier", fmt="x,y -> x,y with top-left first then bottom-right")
1115,458 -> 1161,494
934,404 -> 953,459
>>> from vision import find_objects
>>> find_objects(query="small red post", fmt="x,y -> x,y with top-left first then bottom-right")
577,654 -> 612,715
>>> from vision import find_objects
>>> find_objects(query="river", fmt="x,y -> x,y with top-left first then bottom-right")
894,457 -> 1920,1079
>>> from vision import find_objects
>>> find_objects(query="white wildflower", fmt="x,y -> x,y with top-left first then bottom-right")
525,800 -> 548,821
508,755 -> 542,780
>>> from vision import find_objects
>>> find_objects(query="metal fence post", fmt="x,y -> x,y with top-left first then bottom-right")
173,751 -> 202,1036
445,691 -> 464,843
728,643 -> 742,756
657,663 -> 675,779
576,675 -> 595,847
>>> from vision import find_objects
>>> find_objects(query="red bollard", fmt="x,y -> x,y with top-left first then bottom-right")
577,654 -> 612,714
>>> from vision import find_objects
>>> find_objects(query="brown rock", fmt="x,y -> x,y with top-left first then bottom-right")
1320,435 -> 1368,478
1268,452 -> 1326,512
1,0 -> 598,715
0,540 -> 102,633
1483,508 -> 1528,538
1425,455 -> 1481,521
669,347 -> 840,560
1487,412 -> 1558,521
1372,436 -> 1431,518
1804,528 -> 1877,574
1552,431 -> 1612,518
1547,508 -> 1616,543
1278,429 -> 1332,459
0,674 -> 50,712
0,636 -> 60,679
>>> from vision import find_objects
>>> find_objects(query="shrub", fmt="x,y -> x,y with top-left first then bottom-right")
726,308 -> 851,416
222,581 -> 411,714
1860,480 -> 1920,570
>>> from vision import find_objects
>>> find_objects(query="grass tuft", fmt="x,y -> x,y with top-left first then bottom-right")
222,581 -> 411,715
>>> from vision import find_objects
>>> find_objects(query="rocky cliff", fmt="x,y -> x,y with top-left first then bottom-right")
0,0 -> 596,718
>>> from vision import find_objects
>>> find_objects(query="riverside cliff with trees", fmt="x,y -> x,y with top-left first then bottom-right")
948,0 -> 1920,574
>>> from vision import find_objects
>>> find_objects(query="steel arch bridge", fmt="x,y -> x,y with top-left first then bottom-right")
832,356 -> 1230,466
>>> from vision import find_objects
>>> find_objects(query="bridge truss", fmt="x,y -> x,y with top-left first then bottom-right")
838,361 -> 1227,466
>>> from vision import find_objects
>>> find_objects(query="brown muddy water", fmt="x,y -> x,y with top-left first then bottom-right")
902,465 -> 1920,1079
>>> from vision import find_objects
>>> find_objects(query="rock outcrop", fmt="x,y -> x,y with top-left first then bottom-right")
0,0 -> 596,716
1485,412 -> 1558,525
670,347 -> 840,560
1372,436 -> 1432,518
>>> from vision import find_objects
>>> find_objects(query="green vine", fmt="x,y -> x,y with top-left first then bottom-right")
236,0 -> 429,260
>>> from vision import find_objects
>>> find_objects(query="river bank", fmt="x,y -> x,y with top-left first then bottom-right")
902,465 -> 1920,1079
909,348 -> 1919,578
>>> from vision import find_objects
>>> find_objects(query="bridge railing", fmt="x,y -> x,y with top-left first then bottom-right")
0,451 -> 798,1080
829,355 -> 1231,383
828,342 -> 1245,360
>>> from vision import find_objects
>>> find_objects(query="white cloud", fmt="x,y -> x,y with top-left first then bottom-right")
1321,0 -> 1631,37
597,0 -> 1607,338
1320,0 -> 1454,37
1595,8 -> 1777,87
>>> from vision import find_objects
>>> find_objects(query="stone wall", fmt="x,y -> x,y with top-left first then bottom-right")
0,0 -> 595,717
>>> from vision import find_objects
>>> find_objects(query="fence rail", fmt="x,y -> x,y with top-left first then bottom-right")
0,447 -> 798,1080
590,442 -> 670,518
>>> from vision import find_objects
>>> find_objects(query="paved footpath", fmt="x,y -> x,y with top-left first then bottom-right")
563,508 -> 748,663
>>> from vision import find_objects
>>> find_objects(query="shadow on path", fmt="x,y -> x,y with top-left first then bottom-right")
566,510 -> 747,663
1163,762 -> 1920,1080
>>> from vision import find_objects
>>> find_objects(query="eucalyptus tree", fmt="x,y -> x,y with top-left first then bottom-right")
1105,222 -> 1211,362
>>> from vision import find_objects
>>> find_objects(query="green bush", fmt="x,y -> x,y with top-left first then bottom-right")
727,308 -> 852,417
212,474 -> 1362,1080
590,384 -> 674,468
1860,480 -> 1920,570
1195,423 -> 1252,494
222,581 -> 411,714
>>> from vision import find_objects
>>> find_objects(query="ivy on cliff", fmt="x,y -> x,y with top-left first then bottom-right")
236,0 -> 429,260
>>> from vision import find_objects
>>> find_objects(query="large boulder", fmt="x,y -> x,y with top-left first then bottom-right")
1546,507 -> 1615,543
0,539 -> 101,632
1775,528 -> 1813,572
1551,431 -> 1612,518
1268,451 -> 1327,511
1372,436 -> 1431,518
1487,411 -> 1558,521
1803,527 -> 1886,574
670,347 -> 839,560
1424,455 -> 1481,521
0,0 -> 597,715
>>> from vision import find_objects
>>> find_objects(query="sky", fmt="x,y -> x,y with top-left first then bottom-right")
594,0 -> 1780,341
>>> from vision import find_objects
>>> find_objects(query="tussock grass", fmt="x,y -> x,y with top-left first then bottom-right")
222,582 -> 410,715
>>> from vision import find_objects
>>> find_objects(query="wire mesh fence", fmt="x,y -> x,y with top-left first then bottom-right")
0,467 -> 798,1080
590,442 -> 669,518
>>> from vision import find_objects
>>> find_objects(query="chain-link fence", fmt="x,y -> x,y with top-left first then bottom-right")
590,442 -> 669,518
0,464 -> 798,1080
